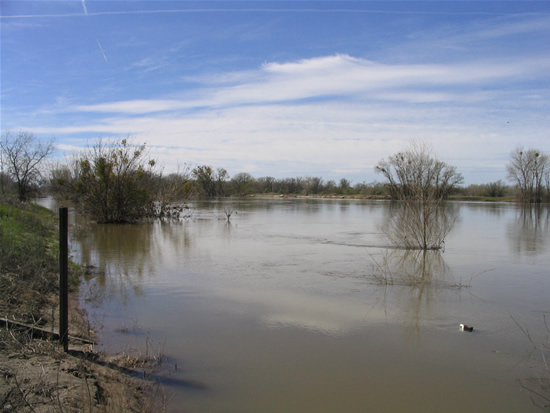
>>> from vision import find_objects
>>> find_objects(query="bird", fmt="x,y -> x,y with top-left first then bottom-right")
459,324 -> 474,332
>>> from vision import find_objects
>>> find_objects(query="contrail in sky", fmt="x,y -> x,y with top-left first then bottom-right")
96,39 -> 107,62
1,8 -> 518,19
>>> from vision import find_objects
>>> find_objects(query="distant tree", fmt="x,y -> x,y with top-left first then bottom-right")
231,172 -> 255,195
215,168 -> 229,196
506,147 -> 549,203
353,181 -> 368,194
324,180 -> 337,194
256,176 -> 277,193
303,176 -> 324,195
192,165 -> 229,197
484,180 -> 508,198
49,158 -> 80,200
0,131 -> 55,200
72,138 -> 158,223
370,181 -> 387,197
192,165 -> 216,197
279,177 -> 302,194
339,178 -> 352,192
353,181 -> 387,197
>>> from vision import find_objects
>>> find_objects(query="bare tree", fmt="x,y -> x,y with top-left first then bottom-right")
303,176 -> 324,194
216,168 -> 229,196
506,147 -> 549,203
152,163 -> 193,218
0,131 -> 55,200
279,177 -> 303,194
375,141 -> 462,250
375,141 -> 463,200
339,178 -> 352,192
256,176 -> 277,193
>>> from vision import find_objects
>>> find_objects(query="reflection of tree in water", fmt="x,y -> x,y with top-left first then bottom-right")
508,205 -> 549,255
380,201 -> 459,250
72,221 -> 155,278
371,249 -> 453,344
71,217 -> 192,306
465,202 -> 507,217
371,249 -> 450,286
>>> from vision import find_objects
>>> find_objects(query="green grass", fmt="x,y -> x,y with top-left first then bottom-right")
0,195 -> 80,324
0,197 -> 55,241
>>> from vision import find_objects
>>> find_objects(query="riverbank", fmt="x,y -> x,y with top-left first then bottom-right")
0,196 -> 164,412
244,192 -> 519,202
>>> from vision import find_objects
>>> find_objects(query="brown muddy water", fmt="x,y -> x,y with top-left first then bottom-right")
41,198 -> 550,412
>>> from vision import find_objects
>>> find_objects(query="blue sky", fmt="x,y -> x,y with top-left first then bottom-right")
2,1 -> 550,185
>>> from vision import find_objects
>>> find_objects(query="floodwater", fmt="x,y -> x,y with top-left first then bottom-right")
44,198 -> 550,412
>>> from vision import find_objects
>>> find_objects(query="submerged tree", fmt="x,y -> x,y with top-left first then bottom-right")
375,141 -> 463,200
153,163 -> 193,218
0,131 -> 55,200
72,138 -> 158,223
375,141 -> 462,250
51,143 -> 192,222
506,147 -> 549,203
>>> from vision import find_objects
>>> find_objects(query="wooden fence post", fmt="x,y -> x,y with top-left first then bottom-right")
59,207 -> 69,352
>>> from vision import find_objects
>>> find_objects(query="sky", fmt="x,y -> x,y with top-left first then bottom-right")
1,1 -> 550,185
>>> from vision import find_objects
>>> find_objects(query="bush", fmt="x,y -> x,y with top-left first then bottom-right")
72,139 -> 158,223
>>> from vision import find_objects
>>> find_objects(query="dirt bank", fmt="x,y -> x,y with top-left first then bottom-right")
0,196 -> 166,411
0,293 -> 164,412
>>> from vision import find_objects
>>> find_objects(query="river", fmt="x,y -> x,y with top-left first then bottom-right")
41,197 -> 550,412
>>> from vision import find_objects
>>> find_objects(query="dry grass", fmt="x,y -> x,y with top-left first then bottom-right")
0,317 -> 168,412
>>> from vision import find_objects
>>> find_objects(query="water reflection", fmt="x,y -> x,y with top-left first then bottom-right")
508,205 -> 549,255
57,198 -> 548,412
371,248 -> 450,285
380,201 -> 459,250
461,201 -> 508,217
370,249 -> 452,343
73,217 -> 196,310
72,221 -> 157,277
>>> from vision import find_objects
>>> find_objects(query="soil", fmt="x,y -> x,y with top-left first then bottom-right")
0,293 -> 164,412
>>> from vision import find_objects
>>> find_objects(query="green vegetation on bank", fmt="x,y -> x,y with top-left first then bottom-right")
0,195 -> 80,325
0,194 -> 164,413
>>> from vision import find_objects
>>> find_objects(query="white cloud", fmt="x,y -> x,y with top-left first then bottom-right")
473,14 -> 550,39
72,99 -> 192,114
70,54 -> 550,116
18,54 -> 550,184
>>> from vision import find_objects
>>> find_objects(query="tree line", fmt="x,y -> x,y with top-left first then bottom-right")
2,130 -> 549,223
